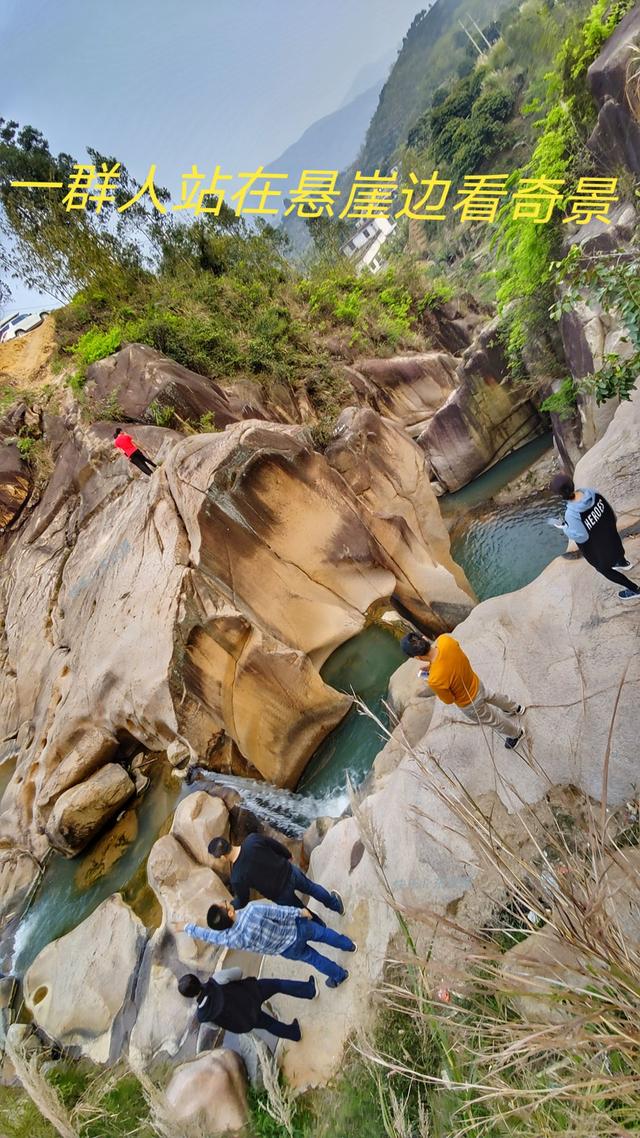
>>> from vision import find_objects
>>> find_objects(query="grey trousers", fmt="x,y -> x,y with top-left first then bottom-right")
459,681 -> 520,739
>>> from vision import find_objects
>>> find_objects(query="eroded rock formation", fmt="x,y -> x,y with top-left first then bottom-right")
346,320 -> 545,493
0,404 -> 472,914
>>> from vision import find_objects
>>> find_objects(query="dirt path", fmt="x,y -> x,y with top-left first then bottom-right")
0,317 -> 57,390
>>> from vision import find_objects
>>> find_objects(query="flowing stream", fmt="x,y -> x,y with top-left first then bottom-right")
9,434 -> 565,974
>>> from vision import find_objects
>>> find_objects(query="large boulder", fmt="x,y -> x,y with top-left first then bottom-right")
86,343 -> 269,430
147,833 -> 229,968
419,318 -> 545,491
345,353 -> 457,435
555,203 -> 637,462
587,7 -> 640,174
37,728 -> 120,810
419,293 -> 488,355
23,895 -> 146,1063
164,1049 -> 248,1134
326,407 -> 474,629
44,764 -> 135,857
575,380 -> 640,514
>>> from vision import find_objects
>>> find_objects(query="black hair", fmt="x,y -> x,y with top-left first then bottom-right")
113,428 -> 122,438
550,473 -> 575,500
208,836 -> 232,859
178,973 -> 202,999
207,903 -> 233,931
400,631 -> 432,657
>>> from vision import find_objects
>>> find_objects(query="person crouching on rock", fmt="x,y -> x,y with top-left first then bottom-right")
401,631 -> 524,750
207,833 -> 344,921
548,473 -> 639,601
113,428 -> 157,476
173,899 -> 356,989
177,964 -> 317,1042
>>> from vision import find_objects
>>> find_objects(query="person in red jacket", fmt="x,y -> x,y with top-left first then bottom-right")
113,428 -> 157,476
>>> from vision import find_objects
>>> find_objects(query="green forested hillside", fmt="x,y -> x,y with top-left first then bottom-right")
357,0 -> 517,173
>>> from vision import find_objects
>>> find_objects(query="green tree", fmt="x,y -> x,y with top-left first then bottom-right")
0,119 -> 168,303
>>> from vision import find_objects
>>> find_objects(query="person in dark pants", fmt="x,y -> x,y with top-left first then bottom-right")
208,833 -> 344,917
113,428 -> 157,476
549,474 -> 639,600
177,899 -> 356,988
178,966 -> 317,1041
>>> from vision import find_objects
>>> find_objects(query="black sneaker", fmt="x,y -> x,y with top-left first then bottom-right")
505,729 -> 524,750
308,976 -> 319,1000
619,588 -> 640,600
331,890 -> 345,916
326,971 -> 348,989
614,559 -> 633,570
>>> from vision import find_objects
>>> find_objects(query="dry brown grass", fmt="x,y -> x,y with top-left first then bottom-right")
350,685 -> 640,1137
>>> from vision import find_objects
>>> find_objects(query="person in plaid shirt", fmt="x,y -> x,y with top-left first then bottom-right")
176,899 -> 356,988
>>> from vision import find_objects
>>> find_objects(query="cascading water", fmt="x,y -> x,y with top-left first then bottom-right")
193,773 -> 350,838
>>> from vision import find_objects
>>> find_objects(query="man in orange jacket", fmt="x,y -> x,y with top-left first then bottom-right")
401,632 -> 524,750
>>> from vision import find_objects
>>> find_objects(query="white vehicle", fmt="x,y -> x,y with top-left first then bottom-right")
0,310 -> 48,343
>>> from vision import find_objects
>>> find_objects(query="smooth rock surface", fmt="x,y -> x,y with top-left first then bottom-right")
164,1049 -> 248,1133
45,764 -> 135,856
345,353 -> 457,434
277,388 -> 640,1089
23,895 -> 146,1063
147,833 -> 230,967
0,409 -> 469,889
326,407 -> 475,630
129,928 -> 200,1068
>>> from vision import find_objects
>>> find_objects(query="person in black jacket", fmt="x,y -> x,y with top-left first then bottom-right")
177,966 -> 317,1041
208,833 -> 344,916
549,474 -> 639,600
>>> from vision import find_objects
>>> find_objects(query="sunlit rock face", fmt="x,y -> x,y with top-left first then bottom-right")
0,409 -> 471,901
419,317 -> 545,491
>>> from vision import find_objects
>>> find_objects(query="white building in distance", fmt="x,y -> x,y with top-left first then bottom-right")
340,215 -> 397,274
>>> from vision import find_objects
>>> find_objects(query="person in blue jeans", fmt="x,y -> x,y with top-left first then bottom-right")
176,899 -> 356,988
208,833 -> 344,918
178,966 -> 318,1041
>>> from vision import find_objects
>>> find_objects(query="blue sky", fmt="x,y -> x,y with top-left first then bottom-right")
0,0 -> 422,312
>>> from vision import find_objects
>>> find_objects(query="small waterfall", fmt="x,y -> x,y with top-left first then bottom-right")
195,772 -> 350,838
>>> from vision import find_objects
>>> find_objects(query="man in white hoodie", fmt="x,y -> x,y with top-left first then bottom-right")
549,474 -> 639,600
